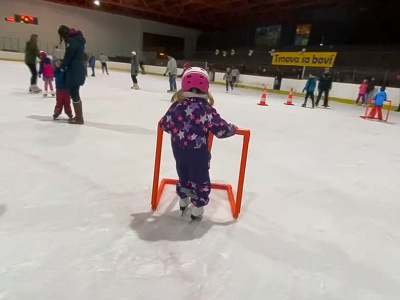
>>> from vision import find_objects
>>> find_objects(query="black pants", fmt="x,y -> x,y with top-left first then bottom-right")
304,91 -> 315,106
69,86 -> 81,103
26,63 -> 38,85
139,63 -> 145,74
101,62 -> 108,74
316,89 -> 330,106
91,66 -> 95,76
131,74 -> 137,84
226,81 -> 233,91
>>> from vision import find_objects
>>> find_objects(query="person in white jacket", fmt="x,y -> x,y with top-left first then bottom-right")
99,53 -> 109,75
163,56 -> 177,92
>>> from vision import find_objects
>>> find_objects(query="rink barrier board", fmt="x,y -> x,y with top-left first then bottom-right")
151,125 -> 251,219
1,51 -> 398,109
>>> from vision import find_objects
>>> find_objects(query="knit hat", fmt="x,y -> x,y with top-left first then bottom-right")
39,51 -> 47,58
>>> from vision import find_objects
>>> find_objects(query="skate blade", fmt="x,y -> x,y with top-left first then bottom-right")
189,215 -> 202,224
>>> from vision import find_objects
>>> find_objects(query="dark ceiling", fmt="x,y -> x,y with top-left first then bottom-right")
42,0 -> 346,30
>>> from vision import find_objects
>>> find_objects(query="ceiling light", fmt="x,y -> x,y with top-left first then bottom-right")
94,0 -> 100,5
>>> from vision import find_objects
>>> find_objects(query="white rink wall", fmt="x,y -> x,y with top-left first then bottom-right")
3,50 -> 399,106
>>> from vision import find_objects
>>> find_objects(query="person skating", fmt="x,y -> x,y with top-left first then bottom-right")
368,87 -> 387,121
53,59 -> 73,120
58,25 -> 86,125
178,62 -> 191,78
99,53 -> 109,75
223,67 -> 234,92
316,68 -> 333,107
24,34 -> 42,93
130,51 -> 139,90
302,73 -> 316,108
163,56 -> 177,92
89,55 -> 96,77
159,67 -> 238,220
38,51 -> 55,97
355,79 -> 368,106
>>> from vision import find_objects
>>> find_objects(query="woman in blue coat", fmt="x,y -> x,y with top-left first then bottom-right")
58,25 -> 86,125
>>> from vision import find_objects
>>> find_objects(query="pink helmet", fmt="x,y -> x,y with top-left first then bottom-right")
182,67 -> 209,93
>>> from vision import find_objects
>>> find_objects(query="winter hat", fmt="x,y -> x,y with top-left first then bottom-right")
380,86 -> 386,91
132,51 -> 136,55
39,51 -> 47,58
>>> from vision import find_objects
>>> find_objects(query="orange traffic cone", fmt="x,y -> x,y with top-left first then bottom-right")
257,85 -> 268,106
284,88 -> 294,105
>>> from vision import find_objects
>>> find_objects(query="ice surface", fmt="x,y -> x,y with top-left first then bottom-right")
1,60 -> 400,300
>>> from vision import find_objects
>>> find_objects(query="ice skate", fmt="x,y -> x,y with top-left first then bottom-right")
133,84 -> 139,90
53,113 -> 59,120
179,197 -> 190,216
43,91 -> 48,97
302,103 -> 306,107
29,84 -> 42,93
190,206 -> 204,221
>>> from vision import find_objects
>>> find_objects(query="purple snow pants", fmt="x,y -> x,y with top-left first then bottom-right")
172,146 -> 211,208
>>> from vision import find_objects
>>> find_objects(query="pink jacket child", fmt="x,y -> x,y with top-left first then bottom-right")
355,79 -> 368,105
38,51 -> 55,97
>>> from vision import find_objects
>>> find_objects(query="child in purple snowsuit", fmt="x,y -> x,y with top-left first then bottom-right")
159,67 -> 238,220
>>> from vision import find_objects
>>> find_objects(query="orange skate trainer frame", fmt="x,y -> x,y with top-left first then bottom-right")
151,125 -> 251,219
360,99 -> 392,122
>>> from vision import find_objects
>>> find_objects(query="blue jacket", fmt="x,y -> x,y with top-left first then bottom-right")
89,56 -> 96,68
303,77 -> 316,92
54,68 -> 69,90
160,93 -> 236,149
61,29 -> 86,87
373,91 -> 387,106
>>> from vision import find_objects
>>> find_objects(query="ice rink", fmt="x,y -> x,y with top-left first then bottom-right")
1,60 -> 400,300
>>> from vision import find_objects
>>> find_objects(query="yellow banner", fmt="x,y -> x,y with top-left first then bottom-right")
272,52 -> 337,67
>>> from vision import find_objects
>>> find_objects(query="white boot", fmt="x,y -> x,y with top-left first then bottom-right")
179,197 -> 190,212
191,206 -> 204,220
29,84 -> 42,93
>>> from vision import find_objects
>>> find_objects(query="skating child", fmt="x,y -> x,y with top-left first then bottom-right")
178,62 -> 191,78
89,55 -> 96,77
38,51 -> 55,97
159,67 -> 238,220
355,79 -> 368,105
368,86 -> 387,121
53,59 -> 73,120
223,67 -> 233,92
302,73 -> 316,108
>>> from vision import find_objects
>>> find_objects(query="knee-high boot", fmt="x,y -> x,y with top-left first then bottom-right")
69,101 -> 84,125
